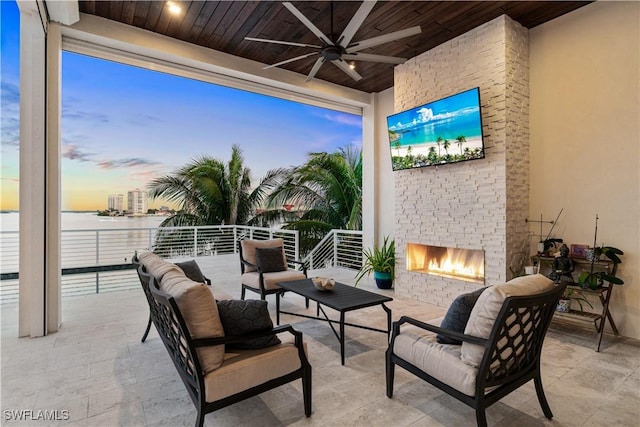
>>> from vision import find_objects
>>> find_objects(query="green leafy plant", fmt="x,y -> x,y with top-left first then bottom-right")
561,288 -> 594,312
355,236 -> 395,285
577,215 -> 624,289
577,246 -> 624,289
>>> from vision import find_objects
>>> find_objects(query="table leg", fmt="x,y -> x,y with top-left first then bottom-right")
276,291 -> 281,326
340,311 -> 345,366
382,304 -> 392,338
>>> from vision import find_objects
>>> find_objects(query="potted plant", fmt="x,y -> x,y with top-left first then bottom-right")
577,215 -> 624,290
355,236 -> 395,289
557,288 -> 593,313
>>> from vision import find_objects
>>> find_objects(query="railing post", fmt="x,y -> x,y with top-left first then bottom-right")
333,230 -> 338,268
193,228 -> 198,257
148,229 -> 153,250
95,230 -> 100,293
233,227 -> 238,253
294,230 -> 299,267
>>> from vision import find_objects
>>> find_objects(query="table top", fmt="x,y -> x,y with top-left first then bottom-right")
277,279 -> 393,312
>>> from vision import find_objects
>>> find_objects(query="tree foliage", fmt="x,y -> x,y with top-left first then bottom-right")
147,145 -> 258,227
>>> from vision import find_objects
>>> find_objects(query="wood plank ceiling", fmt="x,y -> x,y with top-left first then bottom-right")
78,1 -> 590,93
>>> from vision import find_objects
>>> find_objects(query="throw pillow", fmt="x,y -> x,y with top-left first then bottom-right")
175,260 -> 207,284
255,246 -> 287,273
216,299 -> 281,349
437,287 -> 487,345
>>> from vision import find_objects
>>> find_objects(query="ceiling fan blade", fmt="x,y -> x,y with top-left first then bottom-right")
263,52 -> 318,70
343,53 -> 406,64
337,1 -> 376,48
305,57 -> 325,82
244,37 -> 321,49
346,26 -> 422,53
283,2 -> 333,46
332,58 -> 363,82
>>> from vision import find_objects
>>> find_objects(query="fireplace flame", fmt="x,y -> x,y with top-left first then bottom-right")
427,256 -> 483,280
407,243 -> 484,283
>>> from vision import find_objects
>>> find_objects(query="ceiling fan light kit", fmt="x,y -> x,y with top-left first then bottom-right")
245,1 -> 422,82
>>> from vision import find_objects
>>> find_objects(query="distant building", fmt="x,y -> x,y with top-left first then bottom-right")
108,194 -> 124,213
127,189 -> 147,215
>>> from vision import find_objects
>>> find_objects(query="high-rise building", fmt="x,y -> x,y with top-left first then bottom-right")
127,189 -> 147,215
108,194 -> 124,213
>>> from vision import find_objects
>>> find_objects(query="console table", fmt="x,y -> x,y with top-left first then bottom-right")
533,255 -> 619,351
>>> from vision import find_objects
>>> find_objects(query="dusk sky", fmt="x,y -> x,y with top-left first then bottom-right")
0,1 -> 362,212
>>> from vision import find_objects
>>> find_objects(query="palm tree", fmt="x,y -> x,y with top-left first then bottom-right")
147,144 -> 255,227
456,135 -> 466,155
147,145 -> 266,256
254,145 -> 362,254
436,136 -> 443,157
442,138 -> 451,156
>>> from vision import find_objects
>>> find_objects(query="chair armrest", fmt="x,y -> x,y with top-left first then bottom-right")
240,258 -> 257,270
192,324 -> 300,347
393,316 -> 488,347
204,277 -> 212,286
289,259 -> 308,275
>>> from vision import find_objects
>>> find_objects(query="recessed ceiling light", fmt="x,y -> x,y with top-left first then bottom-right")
167,1 -> 182,15
349,62 -> 356,70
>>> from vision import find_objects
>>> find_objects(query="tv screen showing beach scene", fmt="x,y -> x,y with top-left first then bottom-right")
387,87 -> 484,171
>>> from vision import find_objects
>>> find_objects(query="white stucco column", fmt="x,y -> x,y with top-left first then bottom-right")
18,0 -> 48,337
17,1 -> 62,336
361,93 -> 377,252
46,23 -> 62,334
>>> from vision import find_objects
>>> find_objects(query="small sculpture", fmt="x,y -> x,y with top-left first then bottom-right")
549,244 -> 574,284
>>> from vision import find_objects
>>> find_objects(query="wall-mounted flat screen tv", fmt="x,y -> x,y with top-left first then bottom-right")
387,87 -> 484,171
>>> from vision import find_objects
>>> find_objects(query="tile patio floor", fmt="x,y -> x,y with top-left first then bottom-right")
2,254 -> 639,426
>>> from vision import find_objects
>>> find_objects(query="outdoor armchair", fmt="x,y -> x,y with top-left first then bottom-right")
386,275 -> 564,427
239,238 -> 308,323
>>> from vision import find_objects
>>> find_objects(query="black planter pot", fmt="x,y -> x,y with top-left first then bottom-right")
373,271 -> 393,289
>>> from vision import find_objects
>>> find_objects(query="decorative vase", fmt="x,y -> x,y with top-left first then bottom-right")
585,248 -> 599,262
556,298 -> 571,313
373,271 -> 393,289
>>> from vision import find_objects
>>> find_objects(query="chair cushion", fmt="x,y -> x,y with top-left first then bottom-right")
393,321 -> 479,396
437,287 -> 487,345
159,270 -> 225,374
242,270 -> 307,291
461,274 -> 555,368
138,251 -> 183,281
216,299 -> 281,349
255,246 -> 287,273
204,338 -> 302,403
241,239 -> 286,272
175,260 -> 207,284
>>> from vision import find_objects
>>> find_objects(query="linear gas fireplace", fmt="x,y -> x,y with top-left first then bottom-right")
406,243 -> 485,284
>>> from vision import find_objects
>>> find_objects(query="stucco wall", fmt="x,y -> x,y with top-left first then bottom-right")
529,1 -> 640,339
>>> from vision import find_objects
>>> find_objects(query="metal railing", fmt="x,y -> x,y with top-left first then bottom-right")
303,229 -> 363,270
0,225 -> 298,304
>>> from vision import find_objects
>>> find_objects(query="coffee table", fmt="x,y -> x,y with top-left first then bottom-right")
276,278 -> 393,365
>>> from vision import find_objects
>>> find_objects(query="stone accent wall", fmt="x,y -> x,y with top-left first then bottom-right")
393,16 -> 529,307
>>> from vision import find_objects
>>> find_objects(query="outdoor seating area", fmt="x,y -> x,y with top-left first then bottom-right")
2,254 -> 638,427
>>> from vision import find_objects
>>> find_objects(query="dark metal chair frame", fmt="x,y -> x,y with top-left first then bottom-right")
132,255 -> 212,343
386,285 -> 565,427
238,241 -> 309,311
136,265 -> 312,427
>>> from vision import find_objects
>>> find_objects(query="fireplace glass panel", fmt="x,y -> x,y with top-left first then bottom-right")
407,243 -> 485,284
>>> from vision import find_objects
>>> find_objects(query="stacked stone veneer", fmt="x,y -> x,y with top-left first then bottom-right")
393,16 -> 530,307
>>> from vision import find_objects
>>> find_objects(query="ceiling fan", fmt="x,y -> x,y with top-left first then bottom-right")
245,1 -> 422,82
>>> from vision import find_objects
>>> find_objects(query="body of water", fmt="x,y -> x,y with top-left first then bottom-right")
0,211 -> 166,232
